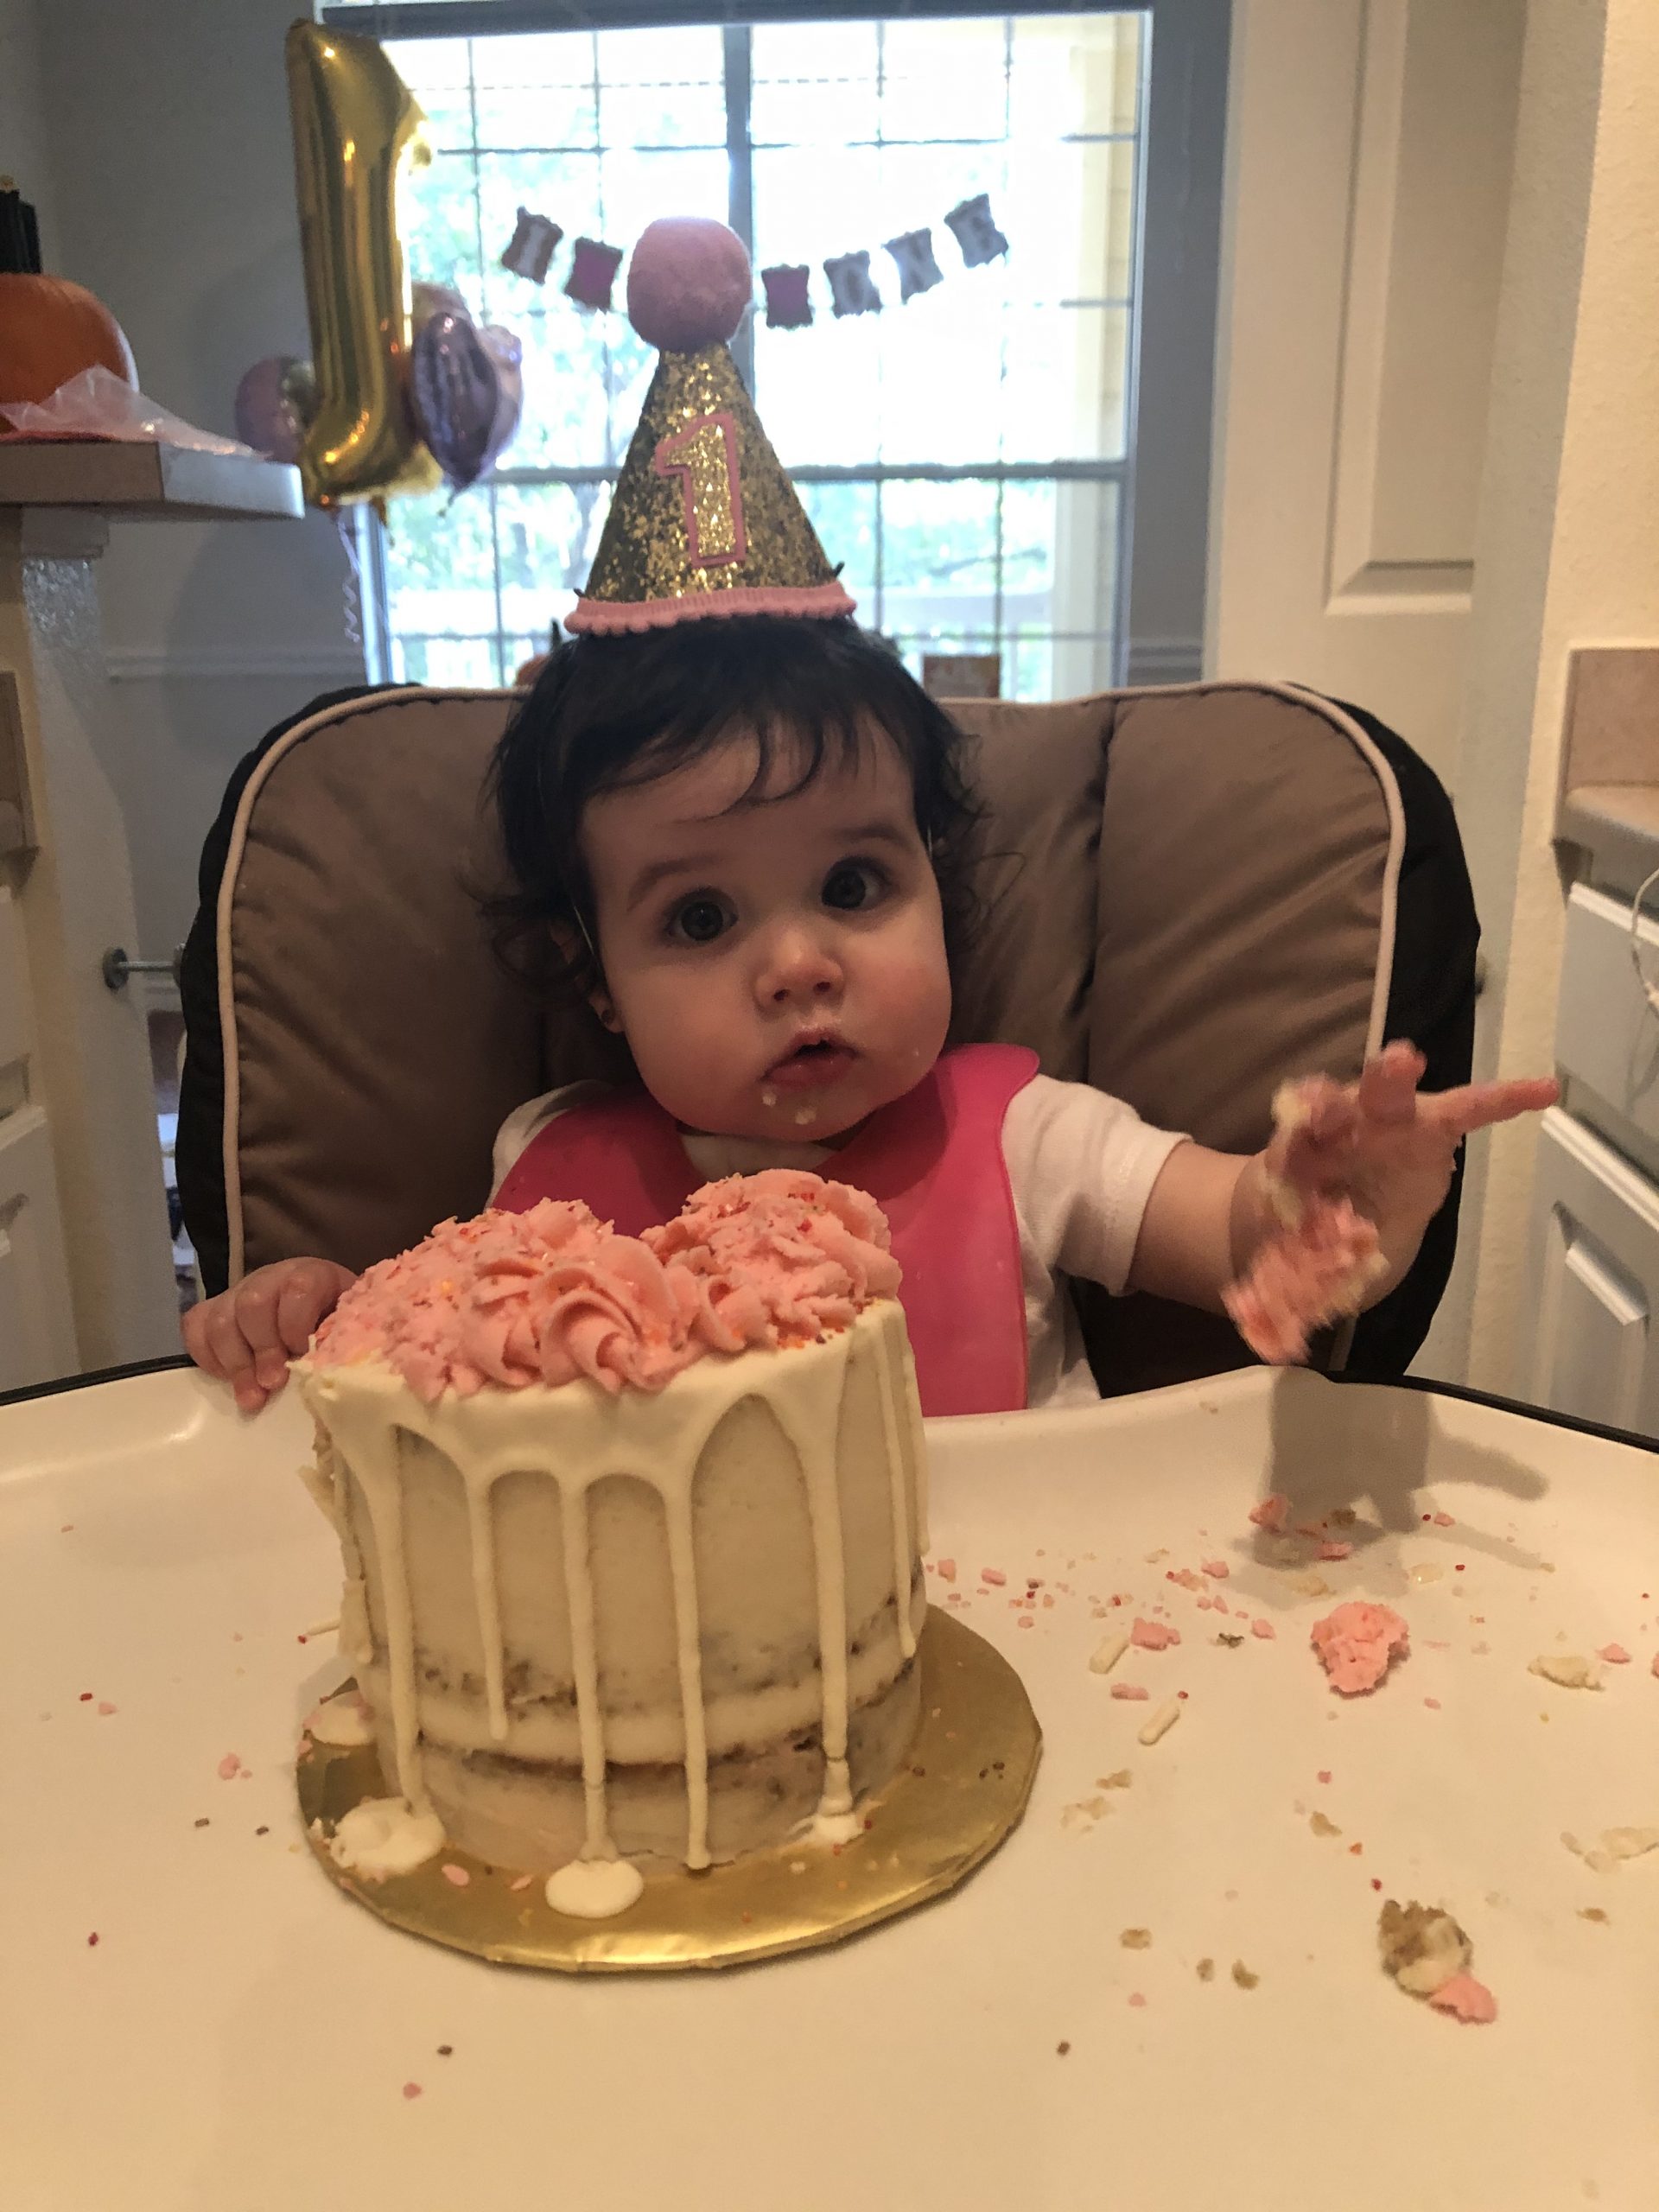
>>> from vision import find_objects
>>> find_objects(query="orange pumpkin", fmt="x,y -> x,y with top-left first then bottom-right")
0,275 -> 137,407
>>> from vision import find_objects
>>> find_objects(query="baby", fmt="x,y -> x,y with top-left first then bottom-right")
182,614 -> 1555,1415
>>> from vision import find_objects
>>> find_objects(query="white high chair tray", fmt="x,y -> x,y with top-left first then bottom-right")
4,1362 -> 1656,2210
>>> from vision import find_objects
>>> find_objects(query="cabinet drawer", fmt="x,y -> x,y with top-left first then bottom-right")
1556,882 -> 1659,1154
1525,1105 -> 1659,1435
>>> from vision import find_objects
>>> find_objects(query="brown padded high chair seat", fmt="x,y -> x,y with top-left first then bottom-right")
177,678 -> 1478,1396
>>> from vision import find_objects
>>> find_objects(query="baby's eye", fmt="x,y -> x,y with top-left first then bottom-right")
665,893 -> 734,946
822,861 -> 887,912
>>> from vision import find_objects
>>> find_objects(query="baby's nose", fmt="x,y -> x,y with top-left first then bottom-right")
756,925 -> 843,1004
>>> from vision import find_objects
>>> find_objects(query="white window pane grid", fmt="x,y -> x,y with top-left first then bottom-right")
381,13 -> 1144,699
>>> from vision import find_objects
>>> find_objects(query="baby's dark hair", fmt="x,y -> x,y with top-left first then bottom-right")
483,614 -> 985,1001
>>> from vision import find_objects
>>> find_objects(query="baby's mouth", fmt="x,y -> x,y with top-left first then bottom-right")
763,1034 -> 856,1093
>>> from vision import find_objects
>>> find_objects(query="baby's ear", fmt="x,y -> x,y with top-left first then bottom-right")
551,920 -> 622,1033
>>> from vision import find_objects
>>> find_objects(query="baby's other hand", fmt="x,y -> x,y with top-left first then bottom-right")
1266,1041 -> 1558,1290
181,1257 -> 357,1414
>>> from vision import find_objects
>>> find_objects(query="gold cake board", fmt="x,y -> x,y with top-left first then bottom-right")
297,1608 -> 1040,1971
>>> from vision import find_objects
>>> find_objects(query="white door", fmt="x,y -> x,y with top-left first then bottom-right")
1526,1108 -> 1659,1436
0,515 -> 179,1384
1205,0 -> 1525,792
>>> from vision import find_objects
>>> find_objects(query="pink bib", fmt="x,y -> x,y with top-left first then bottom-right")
493,1043 -> 1038,1415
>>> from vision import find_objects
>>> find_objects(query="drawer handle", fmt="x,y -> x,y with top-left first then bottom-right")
1630,861 -> 1659,1018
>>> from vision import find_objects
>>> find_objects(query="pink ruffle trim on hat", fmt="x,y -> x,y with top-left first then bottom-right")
564,580 -> 856,633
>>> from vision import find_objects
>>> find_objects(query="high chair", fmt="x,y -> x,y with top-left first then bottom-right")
176,677 -> 1477,1395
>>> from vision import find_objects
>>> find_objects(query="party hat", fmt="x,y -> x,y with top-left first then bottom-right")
566,218 -> 854,632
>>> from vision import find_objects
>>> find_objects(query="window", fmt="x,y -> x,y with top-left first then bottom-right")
374,11 -> 1147,699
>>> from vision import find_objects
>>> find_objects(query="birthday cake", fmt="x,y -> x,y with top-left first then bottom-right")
292,1173 -> 929,1894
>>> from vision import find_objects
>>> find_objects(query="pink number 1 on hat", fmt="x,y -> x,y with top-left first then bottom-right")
652,410 -> 747,569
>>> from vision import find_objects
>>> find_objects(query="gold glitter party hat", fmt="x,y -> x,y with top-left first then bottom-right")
566,219 -> 854,632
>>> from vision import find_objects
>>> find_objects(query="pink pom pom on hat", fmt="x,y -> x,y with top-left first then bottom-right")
627,217 -> 753,353
566,215 -> 853,634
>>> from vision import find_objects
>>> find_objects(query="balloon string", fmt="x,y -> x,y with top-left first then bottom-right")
334,510 -> 364,656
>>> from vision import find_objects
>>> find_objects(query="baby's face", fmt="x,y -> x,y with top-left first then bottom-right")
580,731 -> 951,1141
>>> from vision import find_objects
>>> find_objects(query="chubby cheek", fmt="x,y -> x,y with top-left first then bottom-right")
867,926 -> 953,1064
609,970 -> 746,1116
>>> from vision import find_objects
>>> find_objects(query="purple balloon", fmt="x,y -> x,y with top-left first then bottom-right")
410,305 -> 523,492
477,324 -> 523,478
233,354 -> 307,463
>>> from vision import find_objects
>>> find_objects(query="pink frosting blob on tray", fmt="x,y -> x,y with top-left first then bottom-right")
1310,1600 -> 1410,1695
308,1171 -> 899,1402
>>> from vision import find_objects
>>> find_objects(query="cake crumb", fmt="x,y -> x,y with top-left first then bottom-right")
1530,1654 -> 1601,1689
982,1567 -> 1006,1587
1217,1631 -> 1245,1647
441,1864 -> 471,1887
1056,2040 -> 1071,2056
1089,1631 -> 1131,1675
936,1558 -> 957,1583
1138,1697 -> 1182,1745
1231,1960 -> 1259,1989
1128,1992 -> 1147,2008
1096,1770 -> 1133,1789
1309,1811 -> 1342,1838
1249,1494 -> 1289,1531
1130,1617 -> 1180,1651
1120,1927 -> 1152,1949
217,1752 -> 244,1780
1377,1898 -> 1471,1996
402,2082 -> 423,2101
1597,1643 -> 1631,1665
1110,1681 -> 1150,1701
1250,1618 -> 1275,1640
437,2044 -> 453,2056
1200,1559 -> 1230,1580
1578,1908 -> 1609,1924
1196,1957 -> 1215,1981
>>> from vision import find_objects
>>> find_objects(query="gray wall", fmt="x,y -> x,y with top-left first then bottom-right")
1127,0 -> 1229,685
29,0 -> 361,961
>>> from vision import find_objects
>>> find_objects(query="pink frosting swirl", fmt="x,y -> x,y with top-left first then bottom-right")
308,1174 -> 899,1402
644,1170 -> 901,1350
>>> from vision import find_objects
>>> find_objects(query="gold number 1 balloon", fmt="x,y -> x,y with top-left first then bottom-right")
285,22 -> 440,506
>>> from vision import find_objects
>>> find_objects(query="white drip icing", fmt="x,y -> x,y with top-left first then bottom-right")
663,1485 -> 712,1870
874,1328 -> 917,1662
544,1856 -> 645,1918
467,1481 -> 510,1742
322,1796 -> 445,1878
350,1427 -> 433,1815
793,1805 -> 864,1847
769,1382 -> 855,1818
298,1303 -> 925,1876
560,1480 -> 615,1859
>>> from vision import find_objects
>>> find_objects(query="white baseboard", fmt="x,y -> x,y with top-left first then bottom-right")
1122,637 -> 1205,685
106,644 -> 366,683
